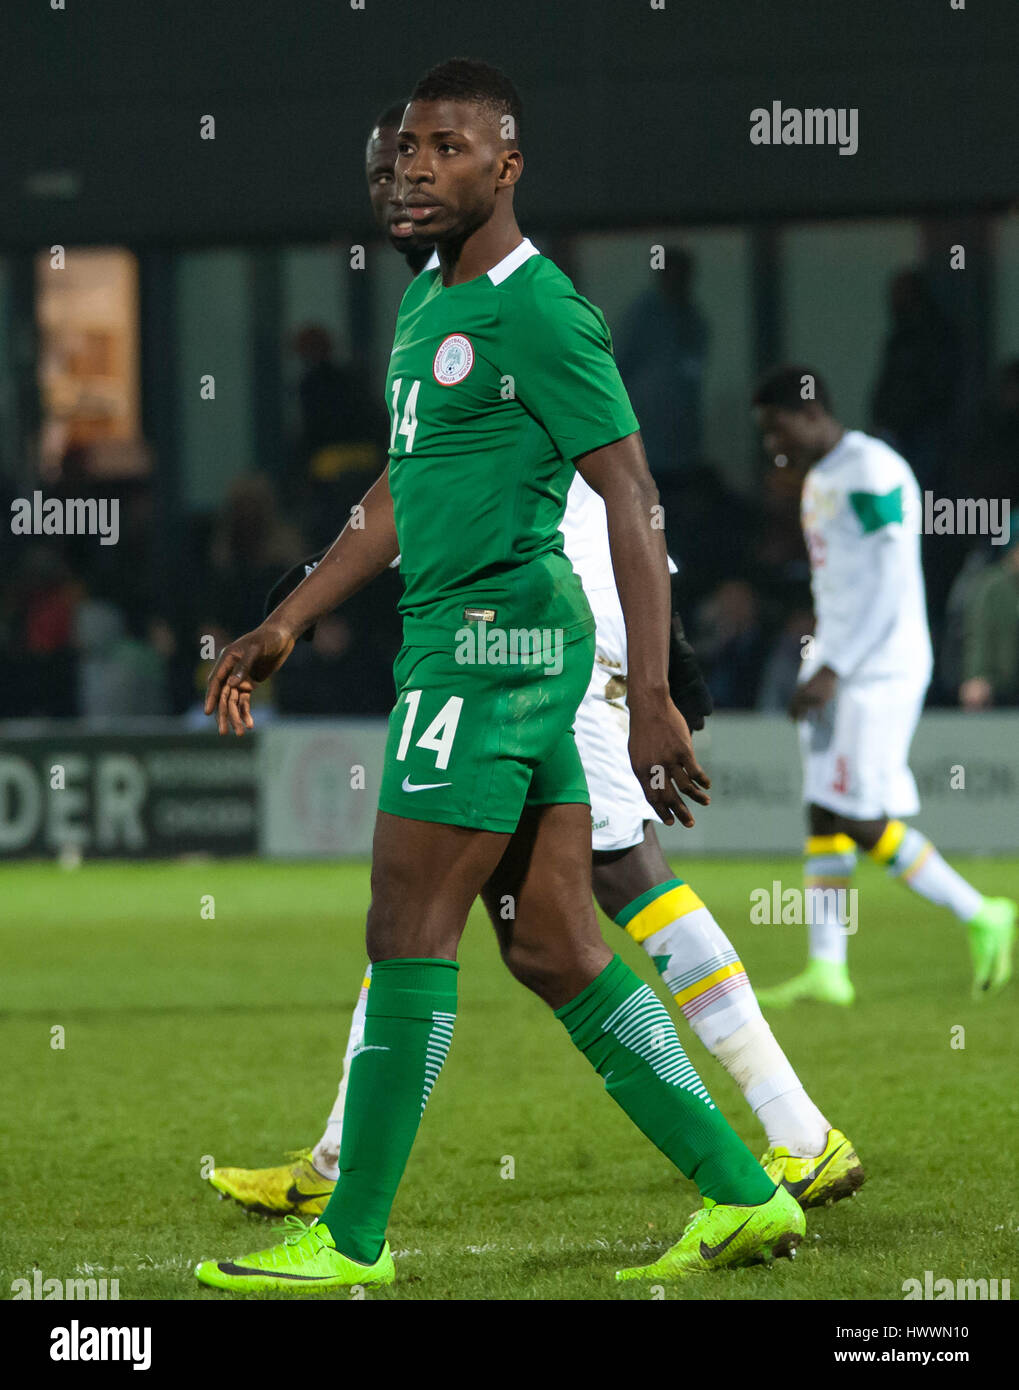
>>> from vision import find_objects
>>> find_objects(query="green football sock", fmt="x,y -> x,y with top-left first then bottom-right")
556,954 -> 774,1206
320,957 -> 458,1264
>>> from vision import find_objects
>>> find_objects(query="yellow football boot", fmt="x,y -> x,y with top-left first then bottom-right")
616,1186 -> 804,1281
196,1215 -> 394,1292
761,1127 -> 865,1209
207,1148 -> 336,1217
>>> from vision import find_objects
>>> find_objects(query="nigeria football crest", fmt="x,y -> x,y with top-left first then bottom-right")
432,333 -> 475,385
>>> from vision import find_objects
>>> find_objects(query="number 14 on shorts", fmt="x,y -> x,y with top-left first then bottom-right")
396,690 -> 464,772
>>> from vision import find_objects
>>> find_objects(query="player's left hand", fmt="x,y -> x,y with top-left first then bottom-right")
628,697 -> 711,829
789,665 -> 838,720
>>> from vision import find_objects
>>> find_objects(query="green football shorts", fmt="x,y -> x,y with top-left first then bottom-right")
377,629 -> 596,833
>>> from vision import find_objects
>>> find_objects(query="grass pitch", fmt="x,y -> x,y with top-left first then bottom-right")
2,855 -> 1017,1301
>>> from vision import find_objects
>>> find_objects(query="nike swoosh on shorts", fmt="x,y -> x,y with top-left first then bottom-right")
401,776 -> 452,793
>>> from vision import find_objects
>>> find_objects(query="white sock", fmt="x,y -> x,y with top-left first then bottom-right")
311,964 -> 372,1180
871,822 -> 983,922
808,900 -> 850,965
715,1018 -> 830,1157
805,837 -> 857,967
624,880 -> 829,1156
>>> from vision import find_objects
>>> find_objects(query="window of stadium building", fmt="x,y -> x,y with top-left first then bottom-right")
34,246 -> 147,484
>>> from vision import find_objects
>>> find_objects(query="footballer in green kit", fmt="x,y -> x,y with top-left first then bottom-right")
198,58 -> 805,1292
378,235 -> 638,830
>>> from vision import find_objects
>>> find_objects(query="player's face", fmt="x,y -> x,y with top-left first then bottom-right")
395,99 -> 515,242
365,125 -> 416,250
754,405 -> 819,470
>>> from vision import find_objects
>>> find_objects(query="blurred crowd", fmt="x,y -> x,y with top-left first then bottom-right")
1,258 -> 1017,723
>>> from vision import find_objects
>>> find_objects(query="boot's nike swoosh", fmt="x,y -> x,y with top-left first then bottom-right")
217,1261 -> 326,1280
285,1183 -> 334,1204
699,1215 -> 753,1261
784,1140 -> 845,1198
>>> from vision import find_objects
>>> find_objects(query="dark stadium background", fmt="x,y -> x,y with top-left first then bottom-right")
1,0 -> 1018,1330
1,0 -> 1016,856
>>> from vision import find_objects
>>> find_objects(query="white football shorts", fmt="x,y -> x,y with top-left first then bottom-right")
572,588 -> 656,852
799,674 -> 928,821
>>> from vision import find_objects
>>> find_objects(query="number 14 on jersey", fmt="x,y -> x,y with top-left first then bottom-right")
390,378 -> 421,453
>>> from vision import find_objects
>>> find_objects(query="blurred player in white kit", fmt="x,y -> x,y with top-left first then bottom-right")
752,364 -> 1016,1008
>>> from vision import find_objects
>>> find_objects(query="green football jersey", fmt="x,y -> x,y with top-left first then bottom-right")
385,238 -> 639,647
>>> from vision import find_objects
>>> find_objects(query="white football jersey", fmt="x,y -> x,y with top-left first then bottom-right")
561,472 -> 620,596
560,472 -> 677,670
801,430 -> 932,684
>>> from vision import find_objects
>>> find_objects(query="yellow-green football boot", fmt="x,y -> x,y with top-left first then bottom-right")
967,897 -> 1016,998
207,1148 -> 336,1217
195,1215 -> 394,1292
756,958 -> 855,1010
615,1185 -> 804,1281
761,1127 -> 865,1209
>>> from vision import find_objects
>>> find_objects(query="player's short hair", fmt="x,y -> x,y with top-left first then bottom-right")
752,365 -> 833,414
409,58 -> 522,145
371,101 -> 408,136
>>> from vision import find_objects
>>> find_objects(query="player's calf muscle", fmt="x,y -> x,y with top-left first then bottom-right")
591,825 -> 670,921
482,811 -> 613,1006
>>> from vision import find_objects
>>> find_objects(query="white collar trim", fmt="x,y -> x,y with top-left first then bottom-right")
487,237 -> 539,285
423,237 -> 538,285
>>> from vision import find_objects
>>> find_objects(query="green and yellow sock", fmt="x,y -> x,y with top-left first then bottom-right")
804,833 -> 857,966
620,877 -> 753,1037
619,877 -> 829,1158
870,820 -> 982,921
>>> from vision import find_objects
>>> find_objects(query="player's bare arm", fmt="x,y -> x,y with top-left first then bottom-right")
575,431 -> 710,828
204,467 -> 399,736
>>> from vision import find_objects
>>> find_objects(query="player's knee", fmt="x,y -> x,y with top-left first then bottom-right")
808,803 -> 839,836
502,928 -> 609,1008
366,853 -> 469,959
818,811 -> 885,852
810,803 -> 886,852
365,897 -> 407,959
366,867 -> 432,958
365,899 -> 460,960
501,937 -> 568,1004
367,860 -> 411,931
835,818 -> 885,852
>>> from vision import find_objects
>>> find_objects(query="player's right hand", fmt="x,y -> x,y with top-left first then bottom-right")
204,621 -> 296,736
788,665 -> 837,720
629,698 -> 711,829
959,676 -> 992,711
